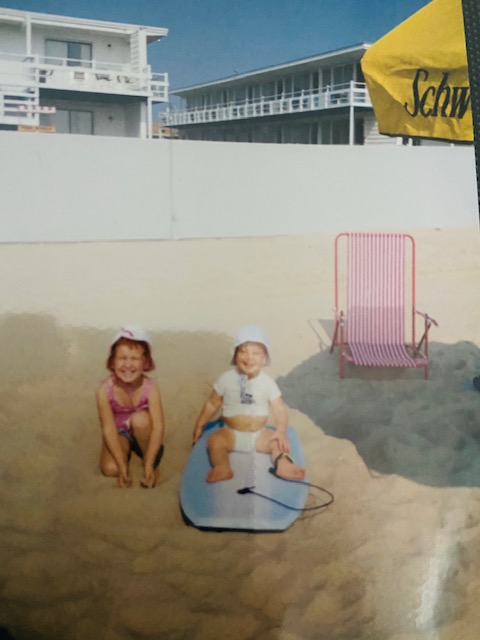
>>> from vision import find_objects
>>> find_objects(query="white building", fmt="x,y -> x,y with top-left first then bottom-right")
0,7 -> 169,138
164,44 -> 395,145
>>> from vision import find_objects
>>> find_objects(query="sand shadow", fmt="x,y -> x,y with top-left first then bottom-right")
1,314 -> 300,639
278,340 -> 480,488
0,312 -> 231,488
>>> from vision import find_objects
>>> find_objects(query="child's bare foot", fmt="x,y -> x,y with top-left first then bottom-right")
273,453 -> 306,481
206,465 -> 234,483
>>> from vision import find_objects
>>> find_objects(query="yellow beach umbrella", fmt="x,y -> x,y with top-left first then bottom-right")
361,0 -> 472,142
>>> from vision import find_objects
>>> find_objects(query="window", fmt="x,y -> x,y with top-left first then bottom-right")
356,62 -> 365,84
283,76 -> 293,96
333,64 -> 353,87
45,39 -> 92,67
55,109 -> 94,135
247,85 -> 260,101
262,82 -> 275,100
355,119 -> 365,145
332,120 -> 349,144
320,119 -> 350,144
330,65 -> 354,103
322,68 -> 331,90
320,120 -> 332,144
283,124 -> 310,144
293,73 -> 309,95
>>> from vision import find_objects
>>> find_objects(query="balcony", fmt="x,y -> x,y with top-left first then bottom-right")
163,81 -> 371,126
0,51 -> 168,104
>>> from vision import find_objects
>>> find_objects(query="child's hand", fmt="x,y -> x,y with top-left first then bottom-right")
272,431 -> 290,453
192,425 -> 203,445
140,465 -> 158,489
117,467 -> 132,488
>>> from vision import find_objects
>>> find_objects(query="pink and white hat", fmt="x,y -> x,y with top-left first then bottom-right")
231,325 -> 271,365
111,325 -> 152,348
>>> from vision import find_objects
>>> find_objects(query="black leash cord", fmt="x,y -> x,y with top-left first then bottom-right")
237,475 -> 334,512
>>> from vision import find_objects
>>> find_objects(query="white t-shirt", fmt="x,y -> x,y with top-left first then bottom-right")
213,369 -> 281,417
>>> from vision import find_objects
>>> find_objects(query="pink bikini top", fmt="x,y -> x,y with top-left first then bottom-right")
103,376 -> 153,426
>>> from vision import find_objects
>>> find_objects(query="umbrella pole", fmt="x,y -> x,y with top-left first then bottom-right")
462,0 -> 480,220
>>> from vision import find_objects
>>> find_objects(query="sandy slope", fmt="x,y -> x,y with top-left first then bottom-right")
1,227 -> 480,639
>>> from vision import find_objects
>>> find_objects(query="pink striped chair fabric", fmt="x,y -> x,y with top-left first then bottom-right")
330,233 -> 437,378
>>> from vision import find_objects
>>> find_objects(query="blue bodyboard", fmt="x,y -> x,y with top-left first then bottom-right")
180,422 -> 308,531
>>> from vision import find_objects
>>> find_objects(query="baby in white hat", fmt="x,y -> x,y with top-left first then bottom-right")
96,325 -> 166,488
192,325 -> 305,483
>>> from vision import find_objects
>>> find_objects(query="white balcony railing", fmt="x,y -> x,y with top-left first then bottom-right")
0,87 -> 41,126
163,81 -> 371,126
0,51 -> 168,102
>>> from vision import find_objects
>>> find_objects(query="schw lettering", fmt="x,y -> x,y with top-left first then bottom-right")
404,68 -> 471,119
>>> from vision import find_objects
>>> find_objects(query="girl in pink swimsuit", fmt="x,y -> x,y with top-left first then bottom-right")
96,326 -> 166,488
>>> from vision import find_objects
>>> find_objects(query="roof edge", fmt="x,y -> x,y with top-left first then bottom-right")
172,43 -> 371,94
0,6 -> 168,38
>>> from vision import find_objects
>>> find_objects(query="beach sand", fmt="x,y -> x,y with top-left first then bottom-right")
1,227 -> 480,639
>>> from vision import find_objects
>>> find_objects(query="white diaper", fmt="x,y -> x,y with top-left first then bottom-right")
226,426 -> 263,453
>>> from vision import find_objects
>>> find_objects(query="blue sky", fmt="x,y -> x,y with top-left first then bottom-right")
1,0 -> 431,90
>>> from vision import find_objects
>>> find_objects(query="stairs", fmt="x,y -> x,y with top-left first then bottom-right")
0,83 -> 41,126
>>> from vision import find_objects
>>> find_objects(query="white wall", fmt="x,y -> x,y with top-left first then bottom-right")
0,24 -> 25,54
0,131 -> 477,243
0,133 -> 171,242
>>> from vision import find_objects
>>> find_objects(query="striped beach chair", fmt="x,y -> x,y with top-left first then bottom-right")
330,232 -> 437,379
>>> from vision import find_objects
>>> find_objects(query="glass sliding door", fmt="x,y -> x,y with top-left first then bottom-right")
70,110 -> 93,134
54,109 -> 70,133
45,39 -> 92,67
55,109 -> 93,135
67,42 -> 92,67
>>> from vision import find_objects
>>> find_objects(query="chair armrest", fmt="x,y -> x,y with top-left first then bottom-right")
413,311 -> 438,355
416,311 -> 438,328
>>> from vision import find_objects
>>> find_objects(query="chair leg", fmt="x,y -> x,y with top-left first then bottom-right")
339,319 -> 345,379
330,320 -> 339,354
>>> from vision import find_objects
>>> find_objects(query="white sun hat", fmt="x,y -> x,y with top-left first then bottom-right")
231,325 -> 271,365
111,325 -> 152,348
